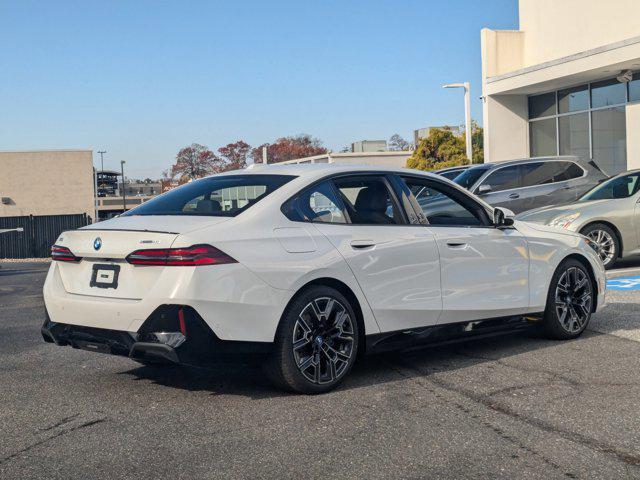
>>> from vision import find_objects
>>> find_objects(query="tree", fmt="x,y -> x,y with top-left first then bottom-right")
406,124 -> 484,171
217,140 -> 251,171
171,143 -> 219,180
469,121 -> 484,164
252,134 -> 328,164
388,133 -> 412,151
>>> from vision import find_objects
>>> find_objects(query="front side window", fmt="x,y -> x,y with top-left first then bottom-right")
283,181 -> 347,224
479,165 -> 521,193
403,178 -> 483,227
580,173 -> 640,201
123,174 -> 295,217
333,176 -> 400,225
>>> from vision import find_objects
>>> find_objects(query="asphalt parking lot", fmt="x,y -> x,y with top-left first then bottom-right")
1,262 -> 640,479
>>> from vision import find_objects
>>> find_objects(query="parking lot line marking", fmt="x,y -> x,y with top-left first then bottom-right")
606,275 -> 640,291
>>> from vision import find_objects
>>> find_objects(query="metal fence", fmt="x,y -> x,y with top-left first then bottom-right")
0,214 -> 90,259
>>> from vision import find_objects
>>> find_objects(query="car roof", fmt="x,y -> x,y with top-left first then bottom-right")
435,165 -> 470,173
477,155 -> 585,170
210,162 -> 445,180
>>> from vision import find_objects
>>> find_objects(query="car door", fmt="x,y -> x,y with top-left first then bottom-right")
308,174 -> 443,332
401,175 -> 530,324
475,165 -> 530,213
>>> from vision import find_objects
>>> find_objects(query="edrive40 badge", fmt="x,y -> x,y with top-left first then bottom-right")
93,237 -> 102,251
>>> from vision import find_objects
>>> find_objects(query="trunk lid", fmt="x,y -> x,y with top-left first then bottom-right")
54,215 -> 228,299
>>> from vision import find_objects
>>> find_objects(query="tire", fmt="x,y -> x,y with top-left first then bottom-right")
542,259 -> 594,340
580,223 -> 619,270
265,285 -> 359,394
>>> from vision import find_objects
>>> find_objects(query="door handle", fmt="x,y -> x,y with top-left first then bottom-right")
350,240 -> 376,250
508,193 -> 520,199
446,242 -> 468,249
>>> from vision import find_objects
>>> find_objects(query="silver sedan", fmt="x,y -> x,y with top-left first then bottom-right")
518,170 -> 640,269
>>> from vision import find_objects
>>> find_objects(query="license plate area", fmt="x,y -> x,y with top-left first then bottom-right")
90,264 -> 120,289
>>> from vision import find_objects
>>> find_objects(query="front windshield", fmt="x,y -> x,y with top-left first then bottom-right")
579,172 -> 640,201
453,166 -> 490,190
122,174 -> 295,217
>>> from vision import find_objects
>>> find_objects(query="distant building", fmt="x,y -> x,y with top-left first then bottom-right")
119,180 -> 161,197
96,170 -> 120,197
0,150 -> 95,220
482,0 -> 640,175
351,140 -> 388,152
279,151 -> 412,168
413,126 -> 463,146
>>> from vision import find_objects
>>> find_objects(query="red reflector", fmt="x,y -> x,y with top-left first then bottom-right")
125,244 -> 237,266
178,308 -> 187,336
51,245 -> 81,262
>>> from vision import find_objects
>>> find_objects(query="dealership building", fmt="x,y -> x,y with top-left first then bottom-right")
482,0 -> 640,175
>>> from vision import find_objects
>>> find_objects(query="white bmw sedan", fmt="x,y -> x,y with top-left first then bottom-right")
42,164 -> 606,393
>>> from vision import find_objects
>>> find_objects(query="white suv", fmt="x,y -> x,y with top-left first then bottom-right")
42,164 -> 606,393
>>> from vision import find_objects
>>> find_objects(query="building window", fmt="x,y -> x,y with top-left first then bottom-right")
528,92 -> 556,119
528,74 -> 633,172
592,107 -> 627,175
530,118 -> 557,157
559,113 -> 590,159
558,85 -> 589,113
629,73 -> 640,103
591,79 -> 627,109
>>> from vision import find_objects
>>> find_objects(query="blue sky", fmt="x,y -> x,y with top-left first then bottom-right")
0,0 -> 518,178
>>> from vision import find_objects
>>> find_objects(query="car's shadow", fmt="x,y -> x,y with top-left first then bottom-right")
119,326 -> 610,400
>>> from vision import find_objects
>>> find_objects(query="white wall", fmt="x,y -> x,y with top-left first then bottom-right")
519,0 -> 640,68
0,150 -> 95,219
483,95 -> 529,162
626,102 -> 640,170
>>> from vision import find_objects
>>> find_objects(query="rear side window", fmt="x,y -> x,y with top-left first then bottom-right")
480,165 -> 521,193
521,161 -> 584,187
122,174 -> 295,217
333,176 -> 401,225
282,181 -> 347,224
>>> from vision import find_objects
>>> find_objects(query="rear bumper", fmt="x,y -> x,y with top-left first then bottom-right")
43,260 -> 291,342
42,306 -> 273,366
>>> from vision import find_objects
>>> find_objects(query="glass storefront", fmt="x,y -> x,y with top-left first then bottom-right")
528,75 -> 634,175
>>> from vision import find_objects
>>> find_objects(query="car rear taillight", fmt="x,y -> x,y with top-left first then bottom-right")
51,245 -> 82,262
125,244 -> 237,266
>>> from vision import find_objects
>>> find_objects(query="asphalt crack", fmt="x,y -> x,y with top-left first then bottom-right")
392,360 -> 640,470
0,418 -> 107,466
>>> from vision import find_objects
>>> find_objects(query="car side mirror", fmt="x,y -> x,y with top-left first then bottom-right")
477,184 -> 492,195
494,207 -> 515,228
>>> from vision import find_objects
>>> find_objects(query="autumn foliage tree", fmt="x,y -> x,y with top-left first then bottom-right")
171,143 -> 219,180
252,134 -> 328,164
217,140 -> 251,171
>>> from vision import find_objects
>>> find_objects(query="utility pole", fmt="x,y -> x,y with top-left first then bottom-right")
443,82 -> 473,163
262,146 -> 268,164
120,160 -> 126,212
97,150 -> 106,172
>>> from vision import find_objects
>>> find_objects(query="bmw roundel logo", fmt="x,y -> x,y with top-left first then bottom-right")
93,237 -> 102,251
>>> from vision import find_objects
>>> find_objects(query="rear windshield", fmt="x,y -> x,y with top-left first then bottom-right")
579,172 -> 640,201
122,174 -> 295,217
453,166 -> 490,190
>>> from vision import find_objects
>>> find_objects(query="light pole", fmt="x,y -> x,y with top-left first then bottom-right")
98,150 -> 106,172
120,160 -> 126,212
443,82 -> 472,163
